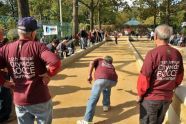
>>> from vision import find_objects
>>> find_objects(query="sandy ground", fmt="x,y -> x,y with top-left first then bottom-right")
8,39 -> 140,124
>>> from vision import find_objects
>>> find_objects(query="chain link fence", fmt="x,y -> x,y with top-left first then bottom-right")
0,16 -> 72,43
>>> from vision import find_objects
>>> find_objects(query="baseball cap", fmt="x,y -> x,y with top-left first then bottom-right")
18,17 -> 40,32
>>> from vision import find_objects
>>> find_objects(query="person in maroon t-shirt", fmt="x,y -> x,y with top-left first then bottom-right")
137,24 -> 184,124
77,56 -> 118,124
0,17 -> 61,124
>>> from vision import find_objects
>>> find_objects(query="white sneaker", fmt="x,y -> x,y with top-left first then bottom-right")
77,120 -> 94,124
103,106 -> 110,112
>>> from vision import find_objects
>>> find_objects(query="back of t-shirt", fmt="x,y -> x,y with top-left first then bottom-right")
141,45 -> 183,100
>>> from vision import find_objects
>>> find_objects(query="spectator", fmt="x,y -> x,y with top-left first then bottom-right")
40,36 -> 47,44
137,24 -> 184,124
98,30 -> 102,42
77,56 -> 118,124
0,17 -> 61,124
66,39 -> 75,55
93,29 -> 99,43
114,31 -> 118,44
173,33 -> 181,46
150,30 -> 154,40
56,39 -> 68,59
177,34 -> 185,47
87,31 -> 92,47
0,28 -> 12,123
78,29 -> 88,49
169,33 -> 177,45
47,39 -> 58,53
100,29 -> 105,41
104,31 -> 109,41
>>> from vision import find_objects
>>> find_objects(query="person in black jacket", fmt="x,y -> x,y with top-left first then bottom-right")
0,28 -> 12,123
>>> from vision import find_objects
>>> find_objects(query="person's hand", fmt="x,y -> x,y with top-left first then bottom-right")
3,80 -> 15,89
87,75 -> 93,84
39,73 -> 51,85
136,96 -> 143,103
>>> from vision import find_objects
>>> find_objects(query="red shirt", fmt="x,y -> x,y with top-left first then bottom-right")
0,40 -> 60,105
137,45 -> 184,101
93,58 -> 118,81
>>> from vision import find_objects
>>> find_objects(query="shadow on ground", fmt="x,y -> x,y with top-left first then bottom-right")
114,60 -> 139,76
52,74 -> 77,80
49,85 -> 91,98
52,100 -> 138,124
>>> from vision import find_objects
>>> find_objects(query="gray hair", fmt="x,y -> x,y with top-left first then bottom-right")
17,29 -> 32,37
18,29 -> 28,34
155,24 -> 173,41
104,55 -> 113,64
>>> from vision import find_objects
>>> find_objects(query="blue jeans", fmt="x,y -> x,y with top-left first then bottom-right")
15,99 -> 52,124
84,79 -> 116,122
80,37 -> 87,49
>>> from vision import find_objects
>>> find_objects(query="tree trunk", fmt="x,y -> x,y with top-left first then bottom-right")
73,0 -> 79,37
90,0 -> 94,31
17,0 -> 30,18
154,14 -> 157,28
153,0 -> 157,28
98,2 -> 101,30
90,9 -> 94,31
166,0 -> 171,25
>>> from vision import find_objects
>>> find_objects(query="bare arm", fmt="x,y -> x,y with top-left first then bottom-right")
87,61 -> 94,84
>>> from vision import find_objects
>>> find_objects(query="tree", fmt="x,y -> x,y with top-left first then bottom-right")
17,0 -> 30,18
89,0 -> 128,30
7,0 -> 18,18
0,1 -> 11,16
78,0 -> 100,31
159,0 -> 181,25
135,0 -> 160,27
72,0 -> 78,37
97,1 -> 101,29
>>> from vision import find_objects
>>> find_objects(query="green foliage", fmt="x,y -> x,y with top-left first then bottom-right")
7,17 -> 17,30
0,21 -> 4,28
0,1 -> 11,16
79,23 -> 90,30
0,0 -> 185,34
115,12 -> 130,27
182,28 -> 186,35
143,16 -> 154,25
7,29 -> 18,41
171,10 -> 185,28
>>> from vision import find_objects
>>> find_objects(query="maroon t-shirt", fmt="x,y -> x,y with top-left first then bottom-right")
141,45 -> 184,100
93,58 -> 118,81
0,40 -> 60,105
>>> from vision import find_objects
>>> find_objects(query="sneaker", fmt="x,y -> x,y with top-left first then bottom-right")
103,106 -> 110,112
77,120 -> 94,124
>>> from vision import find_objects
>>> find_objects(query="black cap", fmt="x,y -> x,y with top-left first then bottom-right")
18,17 -> 40,32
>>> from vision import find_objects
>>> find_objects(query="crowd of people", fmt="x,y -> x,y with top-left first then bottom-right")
0,17 -> 184,124
77,28 -> 105,49
40,28 -> 106,59
169,33 -> 186,47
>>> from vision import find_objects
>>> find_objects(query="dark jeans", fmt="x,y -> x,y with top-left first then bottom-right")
0,87 -> 12,122
115,37 -> 118,44
140,100 -> 171,124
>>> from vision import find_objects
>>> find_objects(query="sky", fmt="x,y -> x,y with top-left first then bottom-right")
124,0 -> 135,6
